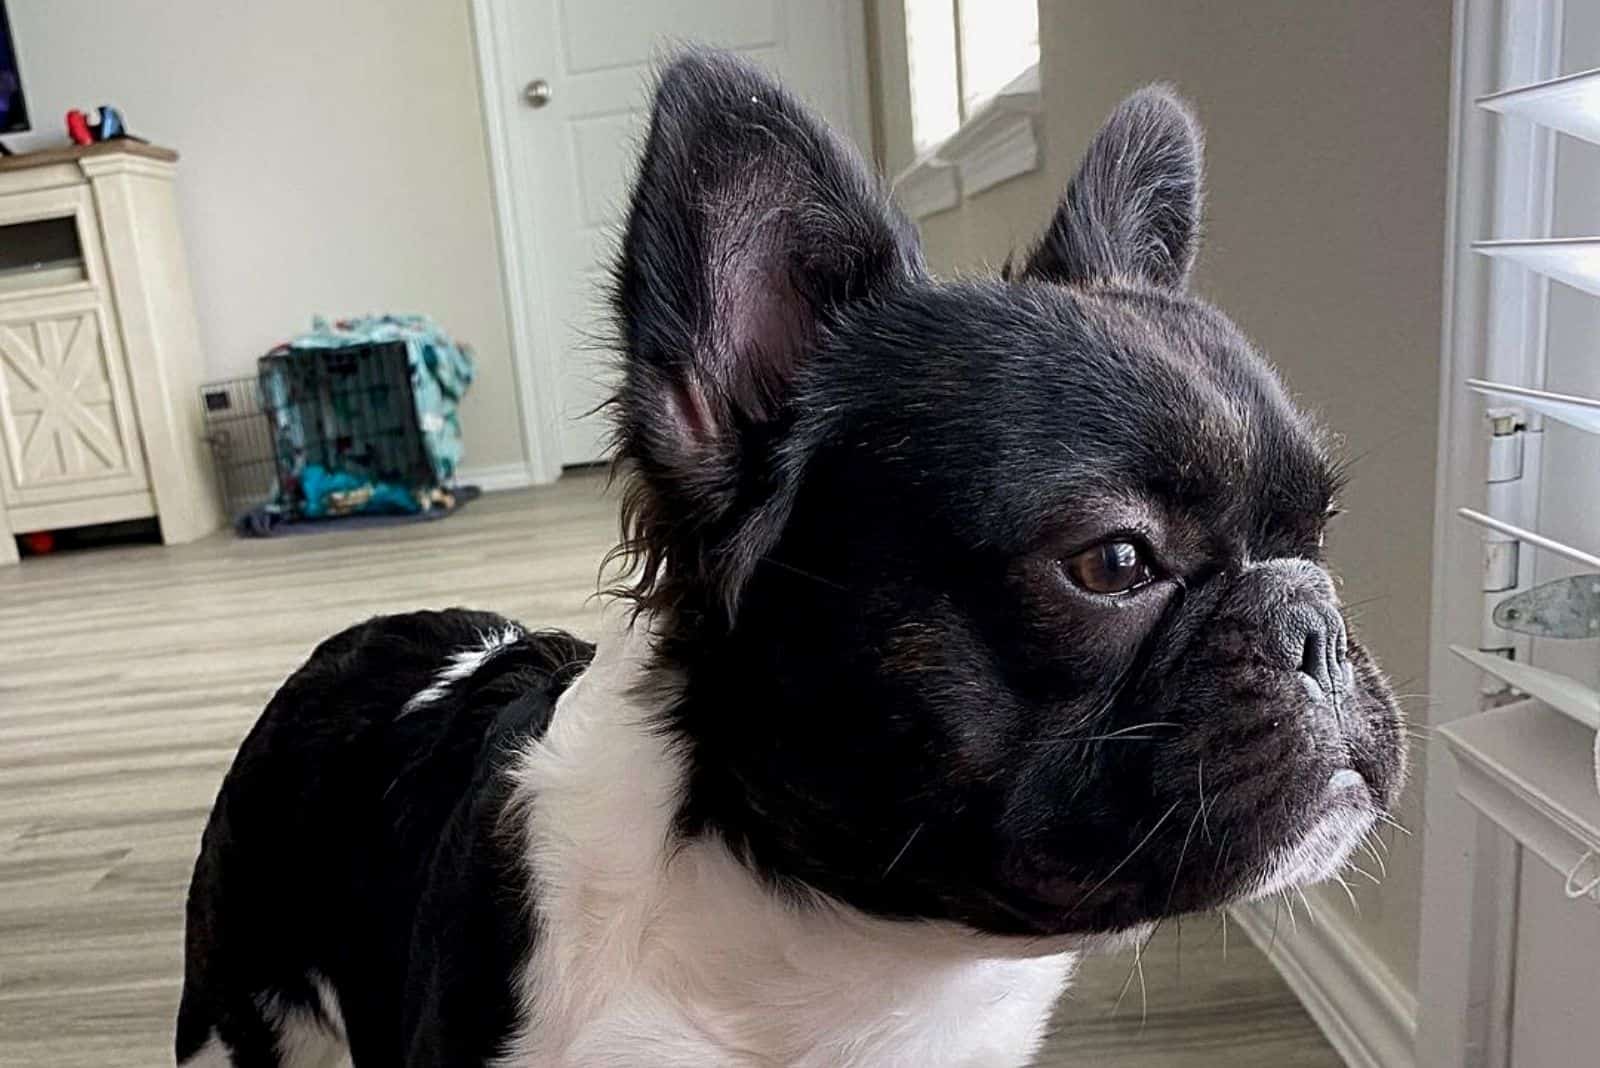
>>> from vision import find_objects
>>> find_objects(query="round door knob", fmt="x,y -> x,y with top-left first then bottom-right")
523,79 -> 553,108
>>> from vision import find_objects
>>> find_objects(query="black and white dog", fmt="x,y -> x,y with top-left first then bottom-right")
178,50 -> 1405,1067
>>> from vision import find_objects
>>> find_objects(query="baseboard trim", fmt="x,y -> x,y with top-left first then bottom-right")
1231,895 -> 1417,1068
455,462 -> 537,493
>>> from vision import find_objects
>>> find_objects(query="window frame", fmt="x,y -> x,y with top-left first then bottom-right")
894,0 -> 1042,220
1420,0 -> 1600,1064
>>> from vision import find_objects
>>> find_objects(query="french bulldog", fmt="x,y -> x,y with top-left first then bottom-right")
178,48 -> 1404,1068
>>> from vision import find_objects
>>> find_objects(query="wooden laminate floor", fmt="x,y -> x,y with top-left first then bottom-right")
0,471 -> 1342,1066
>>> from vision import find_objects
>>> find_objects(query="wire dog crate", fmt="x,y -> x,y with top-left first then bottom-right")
201,341 -> 442,531
199,376 -> 279,525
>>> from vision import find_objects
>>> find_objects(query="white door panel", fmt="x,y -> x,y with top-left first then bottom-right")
557,0 -> 780,74
488,0 -> 869,466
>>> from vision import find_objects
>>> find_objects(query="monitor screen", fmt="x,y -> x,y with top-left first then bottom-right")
0,2 -> 28,135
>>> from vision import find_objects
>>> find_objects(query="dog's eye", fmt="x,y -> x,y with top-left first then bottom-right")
1063,541 -> 1154,595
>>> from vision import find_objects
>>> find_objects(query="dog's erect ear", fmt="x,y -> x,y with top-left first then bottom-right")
610,49 -> 920,620
1019,86 -> 1203,289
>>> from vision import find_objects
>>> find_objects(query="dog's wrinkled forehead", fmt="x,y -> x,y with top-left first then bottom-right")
809,279 -> 1336,556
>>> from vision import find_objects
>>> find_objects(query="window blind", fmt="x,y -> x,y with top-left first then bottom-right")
1452,64 -> 1600,893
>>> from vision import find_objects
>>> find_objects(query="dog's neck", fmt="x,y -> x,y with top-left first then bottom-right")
495,610 -> 1077,1068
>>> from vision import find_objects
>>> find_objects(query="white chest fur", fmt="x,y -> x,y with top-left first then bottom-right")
493,614 -> 1078,1068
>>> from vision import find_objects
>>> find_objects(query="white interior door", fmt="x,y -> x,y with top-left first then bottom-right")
480,0 -> 872,470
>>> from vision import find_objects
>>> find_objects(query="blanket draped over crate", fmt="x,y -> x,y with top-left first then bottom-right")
198,316 -> 478,536
287,314 -> 475,482
234,315 -> 476,531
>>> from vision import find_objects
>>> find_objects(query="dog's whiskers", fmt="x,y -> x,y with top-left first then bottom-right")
1072,802 -> 1182,912
756,555 -> 849,592
1110,920 -> 1159,1026
1277,889 -> 1297,935
1332,872 -> 1361,913
1030,720 -> 1181,750
1052,667 -> 1141,741
1210,828 -> 1235,884
1374,812 -> 1412,837
1070,721 -> 1181,744
1162,804 -> 1206,918
1348,863 -> 1382,885
1294,885 -> 1320,927
880,823 -> 924,879
1358,833 -> 1389,877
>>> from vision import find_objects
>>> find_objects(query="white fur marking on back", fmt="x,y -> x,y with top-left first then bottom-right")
402,624 -> 526,715
258,976 -> 350,1068
311,972 -> 348,1044
179,1032 -> 233,1067
493,609 -> 1079,1068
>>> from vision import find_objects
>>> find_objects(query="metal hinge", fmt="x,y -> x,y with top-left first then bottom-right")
1494,575 -> 1600,639
1478,404 -> 1555,697
1479,408 -> 1533,696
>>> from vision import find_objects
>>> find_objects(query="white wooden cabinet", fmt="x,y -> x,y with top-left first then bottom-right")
0,142 -> 220,563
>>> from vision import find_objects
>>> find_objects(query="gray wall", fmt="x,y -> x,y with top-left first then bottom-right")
872,0 -> 1452,995
7,0 -> 527,473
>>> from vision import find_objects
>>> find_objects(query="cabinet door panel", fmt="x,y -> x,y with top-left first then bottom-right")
0,300 -> 151,507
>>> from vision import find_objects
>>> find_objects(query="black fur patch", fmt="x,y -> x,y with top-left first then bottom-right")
180,46 -> 1405,1066
178,611 -> 591,1064
606,50 -> 1402,935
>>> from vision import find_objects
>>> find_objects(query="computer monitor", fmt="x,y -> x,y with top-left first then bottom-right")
0,1 -> 30,136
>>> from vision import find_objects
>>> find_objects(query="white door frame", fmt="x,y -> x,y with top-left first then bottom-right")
468,0 -> 875,484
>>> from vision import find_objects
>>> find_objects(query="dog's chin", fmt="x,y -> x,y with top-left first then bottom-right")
1244,769 -> 1380,902
996,766 -> 1384,939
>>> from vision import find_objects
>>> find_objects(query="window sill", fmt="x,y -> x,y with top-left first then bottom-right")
893,64 -> 1042,221
1442,699 -> 1600,906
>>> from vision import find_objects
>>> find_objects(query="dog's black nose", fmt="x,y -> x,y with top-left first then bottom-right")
1291,604 -> 1348,702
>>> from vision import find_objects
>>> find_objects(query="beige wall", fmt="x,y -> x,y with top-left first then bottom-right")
8,0 -> 526,473
872,0 -> 1451,995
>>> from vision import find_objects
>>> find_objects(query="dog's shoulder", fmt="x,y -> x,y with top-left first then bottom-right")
211,609 -> 592,835
183,610 -> 595,1066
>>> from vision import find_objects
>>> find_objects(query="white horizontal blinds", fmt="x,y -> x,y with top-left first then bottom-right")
1452,645 -> 1600,732
1459,508 -> 1600,571
1468,379 -> 1600,436
1473,238 -> 1600,297
1478,66 -> 1600,147
1467,67 -> 1600,800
